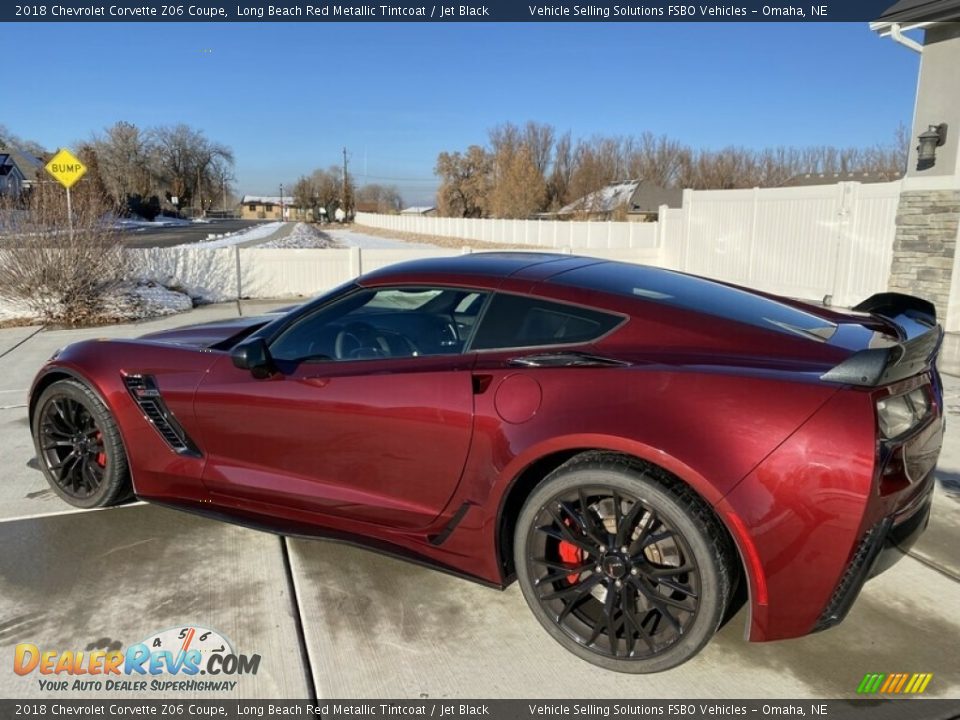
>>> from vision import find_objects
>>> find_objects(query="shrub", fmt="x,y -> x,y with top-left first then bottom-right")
0,182 -> 127,325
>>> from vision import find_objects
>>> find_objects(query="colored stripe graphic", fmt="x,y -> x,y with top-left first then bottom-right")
858,672 -> 933,694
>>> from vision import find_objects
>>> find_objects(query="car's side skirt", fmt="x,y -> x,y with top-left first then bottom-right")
143,497 -> 508,591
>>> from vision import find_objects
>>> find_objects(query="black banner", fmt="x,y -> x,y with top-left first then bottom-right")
4,0 -> 901,23
2,700 -> 960,720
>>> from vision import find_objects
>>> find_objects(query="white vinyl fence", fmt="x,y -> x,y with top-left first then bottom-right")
358,180 -> 901,308
667,181 -> 901,307
132,180 -> 902,314
356,212 -> 661,250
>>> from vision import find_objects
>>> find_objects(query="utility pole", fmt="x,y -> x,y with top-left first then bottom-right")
342,146 -> 348,211
279,183 -> 285,222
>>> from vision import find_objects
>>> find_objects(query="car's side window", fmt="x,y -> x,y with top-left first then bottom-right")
269,287 -> 489,364
469,293 -> 623,351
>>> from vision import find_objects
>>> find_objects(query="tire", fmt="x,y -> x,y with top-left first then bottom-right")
513,452 -> 735,673
32,379 -> 132,509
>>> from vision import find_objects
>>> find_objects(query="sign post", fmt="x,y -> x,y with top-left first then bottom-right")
44,148 -> 88,241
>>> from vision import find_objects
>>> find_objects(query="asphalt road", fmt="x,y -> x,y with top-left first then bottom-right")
120,219 -> 268,248
0,306 -> 958,701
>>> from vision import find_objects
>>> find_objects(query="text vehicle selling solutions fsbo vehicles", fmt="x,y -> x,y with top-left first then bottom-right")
29,253 -> 944,672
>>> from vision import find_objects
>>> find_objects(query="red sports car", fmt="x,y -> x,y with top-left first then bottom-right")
29,253 -> 944,672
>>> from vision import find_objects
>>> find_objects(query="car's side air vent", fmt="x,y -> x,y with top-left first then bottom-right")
123,374 -> 202,458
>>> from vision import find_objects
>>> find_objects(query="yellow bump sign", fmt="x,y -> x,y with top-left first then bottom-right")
45,148 -> 87,189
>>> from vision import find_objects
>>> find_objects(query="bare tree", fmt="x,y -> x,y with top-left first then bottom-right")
356,183 -> 403,213
546,131 -> 574,210
151,124 -> 234,216
435,146 -> 493,218
92,121 -> 156,212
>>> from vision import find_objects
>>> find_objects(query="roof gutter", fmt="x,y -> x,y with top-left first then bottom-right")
871,20 -> 931,53
890,22 -> 924,53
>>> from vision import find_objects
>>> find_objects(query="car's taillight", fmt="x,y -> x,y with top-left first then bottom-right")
876,386 -> 930,440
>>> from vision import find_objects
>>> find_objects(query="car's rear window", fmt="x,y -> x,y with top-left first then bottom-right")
550,263 -> 837,341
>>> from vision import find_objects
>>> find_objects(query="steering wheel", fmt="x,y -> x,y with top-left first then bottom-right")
334,322 -> 384,360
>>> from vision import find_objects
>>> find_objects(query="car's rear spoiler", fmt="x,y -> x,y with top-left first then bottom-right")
821,292 -> 943,387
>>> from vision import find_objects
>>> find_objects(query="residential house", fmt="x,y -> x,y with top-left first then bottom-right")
781,171 -> 905,187
0,148 -> 44,197
240,195 -> 312,221
0,155 -> 25,197
400,206 -> 437,217
551,180 -> 682,222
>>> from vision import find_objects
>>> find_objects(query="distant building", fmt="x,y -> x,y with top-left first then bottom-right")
550,180 -> 682,222
400,206 -> 437,217
240,195 -> 314,221
0,148 -> 45,197
781,171 -> 904,187
0,155 -> 26,197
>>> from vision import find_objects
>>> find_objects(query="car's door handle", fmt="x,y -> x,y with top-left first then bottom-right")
301,376 -> 330,388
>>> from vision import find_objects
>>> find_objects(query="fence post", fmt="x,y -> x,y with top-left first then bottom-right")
747,187 -> 760,285
349,246 -> 362,279
234,245 -> 243,315
657,205 -> 667,261
681,188 -> 694,272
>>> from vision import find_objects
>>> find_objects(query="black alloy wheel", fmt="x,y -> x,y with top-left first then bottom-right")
33,379 -> 131,508
514,454 -> 734,673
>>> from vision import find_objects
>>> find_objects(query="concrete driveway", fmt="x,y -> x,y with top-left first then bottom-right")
1,305 -> 958,699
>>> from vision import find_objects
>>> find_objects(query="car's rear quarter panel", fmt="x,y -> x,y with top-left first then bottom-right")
440,364 -> 843,585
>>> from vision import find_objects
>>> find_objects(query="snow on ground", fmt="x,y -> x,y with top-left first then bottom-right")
0,281 -> 194,325
258,223 -> 339,249
110,216 -> 206,230
323,227 -> 441,250
101,281 -> 194,319
170,221 -> 284,249
0,298 -> 27,323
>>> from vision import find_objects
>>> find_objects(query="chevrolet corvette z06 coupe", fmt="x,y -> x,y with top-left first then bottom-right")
30,253 -> 944,672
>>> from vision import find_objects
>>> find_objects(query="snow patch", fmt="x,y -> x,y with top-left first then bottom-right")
258,223 -> 339,249
171,221 -> 284,249
0,281 -> 194,324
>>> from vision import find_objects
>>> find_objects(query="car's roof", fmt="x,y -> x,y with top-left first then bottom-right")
358,252 -> 599,287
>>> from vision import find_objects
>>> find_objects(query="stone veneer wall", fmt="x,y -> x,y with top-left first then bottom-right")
889,189 -> 960,320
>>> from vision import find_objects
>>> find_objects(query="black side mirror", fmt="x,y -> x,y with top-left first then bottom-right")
231,338 -> 275,379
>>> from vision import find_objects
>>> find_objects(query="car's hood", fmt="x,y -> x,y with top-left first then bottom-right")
139,314 -> 279,349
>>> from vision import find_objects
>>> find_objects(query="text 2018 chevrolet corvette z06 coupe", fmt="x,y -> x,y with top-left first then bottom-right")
29,253 -> 944,672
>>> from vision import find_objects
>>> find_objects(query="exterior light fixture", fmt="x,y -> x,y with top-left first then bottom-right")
917,123 -> 948,170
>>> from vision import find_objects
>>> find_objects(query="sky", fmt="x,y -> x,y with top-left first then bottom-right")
8,22 -> 921,204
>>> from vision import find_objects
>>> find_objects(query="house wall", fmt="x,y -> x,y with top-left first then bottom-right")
906,23 -> 960,179
240,203 -> 306,221
0,167 -> 24,197
889,23 -> 960,330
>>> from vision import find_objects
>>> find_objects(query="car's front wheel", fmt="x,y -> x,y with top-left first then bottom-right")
514,453 -> 735,673
32,379 -> 131,509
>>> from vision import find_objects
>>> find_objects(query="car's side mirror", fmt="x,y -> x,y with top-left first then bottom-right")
231,338 -> 276,379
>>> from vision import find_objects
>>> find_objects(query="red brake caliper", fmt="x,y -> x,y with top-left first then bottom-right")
558,519 -> 584,583
95,431 -> 107,468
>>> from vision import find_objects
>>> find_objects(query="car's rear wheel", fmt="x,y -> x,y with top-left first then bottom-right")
32,379 -> 131,509
514,453 -> 735,673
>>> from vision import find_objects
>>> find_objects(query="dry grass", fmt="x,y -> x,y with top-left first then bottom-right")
348,223 -> 537,250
